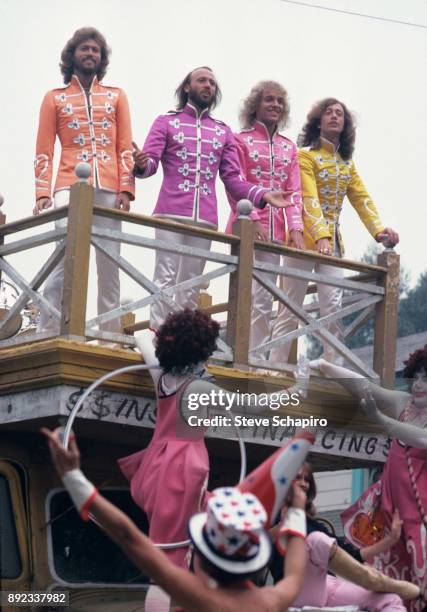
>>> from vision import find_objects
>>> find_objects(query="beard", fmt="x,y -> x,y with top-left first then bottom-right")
73,58 -> 100,77
188,88 -> 214,110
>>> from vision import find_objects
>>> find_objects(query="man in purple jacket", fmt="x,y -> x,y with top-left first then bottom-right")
133,66 -> 291,329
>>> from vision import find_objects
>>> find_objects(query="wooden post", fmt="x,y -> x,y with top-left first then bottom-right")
198,292 -> 212,310
60,164 -> 94,338
373,249 -> 400,387
121,297 -> 136,336
226,200 -> 254,369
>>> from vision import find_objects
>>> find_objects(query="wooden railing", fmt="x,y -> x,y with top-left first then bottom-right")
0,166 -> 400,385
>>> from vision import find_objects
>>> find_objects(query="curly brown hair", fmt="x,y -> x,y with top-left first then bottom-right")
402,345 -> 427,379
60,27 -> 110,84
155,309 -> 219,373
239,80 -> 290,130
298,97 -> 356,160
175,66 -> 222,111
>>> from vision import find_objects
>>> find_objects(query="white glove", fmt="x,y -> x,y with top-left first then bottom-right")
276,507 -> 306,555
62,469 -> 98,521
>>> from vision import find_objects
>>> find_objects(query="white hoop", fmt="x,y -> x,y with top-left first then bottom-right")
63,363 -> 247,550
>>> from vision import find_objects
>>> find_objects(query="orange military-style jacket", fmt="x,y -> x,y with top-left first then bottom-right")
34,75 -> 135,200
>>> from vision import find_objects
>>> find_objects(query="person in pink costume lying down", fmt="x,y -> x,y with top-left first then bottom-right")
269,463 -> 419,610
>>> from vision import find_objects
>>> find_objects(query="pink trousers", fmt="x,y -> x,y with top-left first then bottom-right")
292,532 -> 406,611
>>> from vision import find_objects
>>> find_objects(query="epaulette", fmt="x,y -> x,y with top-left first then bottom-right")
165,109 -> 180,115
98,82 -> 121,91
51,84 -> 69,92
211,116 -> 228,126
278,134 -> 294,144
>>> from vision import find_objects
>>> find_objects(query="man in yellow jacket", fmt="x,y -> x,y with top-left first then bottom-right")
270,98 -> 399,365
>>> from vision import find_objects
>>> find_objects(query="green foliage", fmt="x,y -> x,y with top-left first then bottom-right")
397,272 -> 427,337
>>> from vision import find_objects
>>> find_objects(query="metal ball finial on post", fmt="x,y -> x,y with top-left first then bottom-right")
237,199 -> 253,219
75,162 -> 91,182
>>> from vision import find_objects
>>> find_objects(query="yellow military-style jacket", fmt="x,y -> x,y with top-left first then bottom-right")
299,137 -> 384,255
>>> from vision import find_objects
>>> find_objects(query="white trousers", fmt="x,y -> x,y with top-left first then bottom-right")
250,249 -> 281,358
38,188 -> 121,333
150,226 -> 212,329
269,256 -> 344,365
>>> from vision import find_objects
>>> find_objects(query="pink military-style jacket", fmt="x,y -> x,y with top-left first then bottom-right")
35,75 -> 135,200
226,121 -> 303,241
135,103 -> 269,227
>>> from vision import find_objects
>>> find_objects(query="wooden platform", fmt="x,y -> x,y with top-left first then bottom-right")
0,339 -> 389,471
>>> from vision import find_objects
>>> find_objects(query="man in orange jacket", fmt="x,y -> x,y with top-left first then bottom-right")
34,27 -> 135,334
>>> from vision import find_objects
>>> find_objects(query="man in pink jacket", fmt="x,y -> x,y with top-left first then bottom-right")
133,67 -> 291,329
226,81 -> 304,359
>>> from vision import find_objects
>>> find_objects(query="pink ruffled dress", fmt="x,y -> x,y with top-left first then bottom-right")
118,374 -> 209,568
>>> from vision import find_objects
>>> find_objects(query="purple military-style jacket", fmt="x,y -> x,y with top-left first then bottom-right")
134,103 -> 269,227
226,121 -> 303,242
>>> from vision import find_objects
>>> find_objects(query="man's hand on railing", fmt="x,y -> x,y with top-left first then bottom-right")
132,141 -> 150,171
316,237 -> 332,255
288,229 -> 305,250
115,191 -> 131,212
254,220 -> 269,241
33,197 -> 52,216
263,190 -> 294,209
375,227 -> 399,248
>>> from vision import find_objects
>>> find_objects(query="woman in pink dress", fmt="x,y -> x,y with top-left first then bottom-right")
118,309 -> 219,570
119,309 -> 299,567
312,346 -> 427,612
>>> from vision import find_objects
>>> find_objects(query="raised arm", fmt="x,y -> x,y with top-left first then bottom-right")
346,162 -> 398,248
219,127 -> 268,208
273,481 -> 307,607
134,329 -> 161,386
361,391 -> 427,449
133,115 -> 167,179
42,428 -> 218,612
311,358 -> 409,420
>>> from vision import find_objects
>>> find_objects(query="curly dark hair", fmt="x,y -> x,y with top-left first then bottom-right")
175,66 -> 222,111
155,309 -> 219,373
298,97 -> 356,160
402,345 -> 427,379
60,27 -> 110,84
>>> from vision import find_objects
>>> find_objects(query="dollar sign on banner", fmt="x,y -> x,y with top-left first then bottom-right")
66,389 -> 85,413
92,391 -> 111,419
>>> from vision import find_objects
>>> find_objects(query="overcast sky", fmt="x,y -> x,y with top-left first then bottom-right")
0,0 -> 426,320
